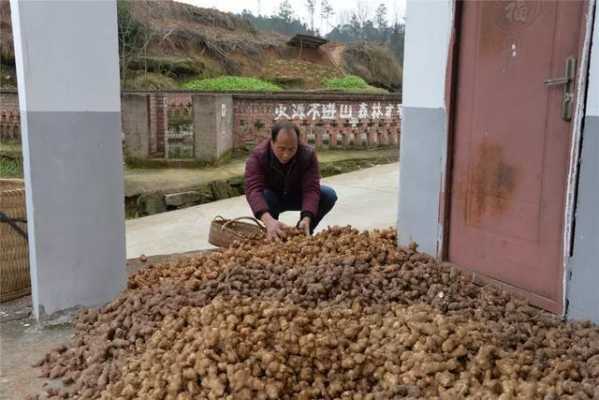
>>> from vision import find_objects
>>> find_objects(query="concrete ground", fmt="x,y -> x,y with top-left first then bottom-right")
126,163 -> 400,258
0,163 -> 399,399
124,149 -> 398,197
0,318 -> 72,400
2,143 -> 397,193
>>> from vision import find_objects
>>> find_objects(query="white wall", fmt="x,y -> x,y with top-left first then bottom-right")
586,2 -> 599,117
402,0 -> 453,109
11,0 -> 126,319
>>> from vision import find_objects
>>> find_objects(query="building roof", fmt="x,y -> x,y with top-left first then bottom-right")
287,34 -> 328,48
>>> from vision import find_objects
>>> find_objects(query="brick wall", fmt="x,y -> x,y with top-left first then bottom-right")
1,90 -> 402,155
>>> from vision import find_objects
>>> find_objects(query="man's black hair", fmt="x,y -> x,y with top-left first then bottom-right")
271,121 -> 300,142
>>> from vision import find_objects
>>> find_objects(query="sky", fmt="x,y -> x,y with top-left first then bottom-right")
177,0 -> 407,35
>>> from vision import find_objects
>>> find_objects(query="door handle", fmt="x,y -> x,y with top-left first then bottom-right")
544,56 -> 576,121
543,77 -> 569,86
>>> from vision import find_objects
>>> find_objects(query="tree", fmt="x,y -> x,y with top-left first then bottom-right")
362,20 -> 378,41
277,0 -> 294,22
355,0 -> 369,29
324,3 -> 405,65
375,3 -> 388,30
239,9 -> 312,36
389,21 -> 405,64
349,13 -> 361,39
336,9 -> 352,27
320,0 -> 335,29
305,0 -> 316,32
117,0 -> 145,83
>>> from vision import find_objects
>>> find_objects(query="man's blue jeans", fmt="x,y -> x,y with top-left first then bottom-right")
262,186 -> 337,233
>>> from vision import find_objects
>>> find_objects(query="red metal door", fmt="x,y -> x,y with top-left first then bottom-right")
448,1 -> 586,313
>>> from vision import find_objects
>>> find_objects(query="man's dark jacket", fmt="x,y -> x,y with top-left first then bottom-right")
244,139 -> 320,221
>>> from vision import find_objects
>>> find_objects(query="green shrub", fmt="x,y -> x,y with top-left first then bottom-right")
323,75 -> 388,93
182,76 -> 282,92
125,73 -> 179,90
324,75 -> 369,90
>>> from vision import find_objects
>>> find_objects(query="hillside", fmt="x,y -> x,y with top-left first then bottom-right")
0,0 -> 15,88
0,0 -> 402,92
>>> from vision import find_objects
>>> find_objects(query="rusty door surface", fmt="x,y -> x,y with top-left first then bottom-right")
448,1 -> 586,313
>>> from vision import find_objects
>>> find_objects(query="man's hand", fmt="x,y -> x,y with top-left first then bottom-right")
298,216 -> 311,236
260,213 -> 287,241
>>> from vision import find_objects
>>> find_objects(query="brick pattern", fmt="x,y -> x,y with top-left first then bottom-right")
167,93 -> 194,108
0,91 -> 20,142
149,94 -> 167,157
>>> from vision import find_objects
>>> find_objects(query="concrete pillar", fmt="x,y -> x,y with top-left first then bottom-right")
314,126 -> 324,148
122,93 -> 150,159
397,0 -> 453,256
342,131 -> 351,148
10,0 -> 126,319
193,94 -> 233,162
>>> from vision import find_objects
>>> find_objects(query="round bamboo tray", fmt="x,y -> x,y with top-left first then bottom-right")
1,179 -> 30,302
208,216 -> 266,248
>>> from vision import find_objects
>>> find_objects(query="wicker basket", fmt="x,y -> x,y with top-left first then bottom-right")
208,216 -> 266,248
0,179 -> 31,302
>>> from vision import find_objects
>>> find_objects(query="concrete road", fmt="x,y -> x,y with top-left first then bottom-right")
126,163 -> 400,258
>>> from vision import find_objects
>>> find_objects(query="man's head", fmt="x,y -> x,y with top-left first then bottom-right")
271,121 -> 300,164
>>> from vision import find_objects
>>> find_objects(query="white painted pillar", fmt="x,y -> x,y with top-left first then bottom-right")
10,0 -> 126,319
397,0 -> 454,256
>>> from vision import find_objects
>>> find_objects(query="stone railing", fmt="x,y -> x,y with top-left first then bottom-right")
233,92 -> 401,150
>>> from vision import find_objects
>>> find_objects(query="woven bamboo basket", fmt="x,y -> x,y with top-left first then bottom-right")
208,216 -> 266,248
0,179 -> 30,302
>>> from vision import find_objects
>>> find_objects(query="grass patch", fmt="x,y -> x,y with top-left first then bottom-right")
323,75 -> 388,94
124,73 -> 179,90
182,76 -> 282,92
126,150 -> 238,169
323,75 -> 369,90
